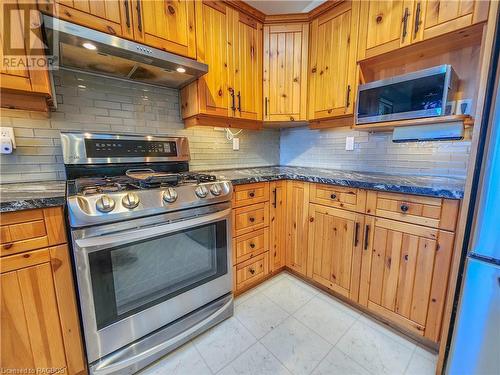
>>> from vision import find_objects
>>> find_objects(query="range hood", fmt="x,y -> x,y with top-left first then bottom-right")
42,15 -> 208,89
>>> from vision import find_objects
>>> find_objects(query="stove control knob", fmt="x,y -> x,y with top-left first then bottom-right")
163,188 -> 178,203
195,185 -> 209,198
210,183 -> 223,196
96,195 -> 115,213
122,192 -> 140,209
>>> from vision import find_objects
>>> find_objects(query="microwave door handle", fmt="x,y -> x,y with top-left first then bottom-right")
75,208 -> 231,252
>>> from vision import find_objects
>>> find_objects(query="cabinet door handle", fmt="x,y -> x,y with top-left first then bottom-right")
330,193 -> 337,200
230,90 -> 236,111
346,85 -> 351,108
364,224 -> 370,250
249,267 -> 255,275
136,0 -> 142,32
124,0 -> 130,28
414,3 -> 421,38
402,7 -> 409,41
249,191 -> 255,198
265,97 -> 268,117
354,222 -> 360,247
250,242 -> 256,249
237,91 -> 241,112
272,188 -> 277,208
400,204 -> 409,213
249,217 -> 255,223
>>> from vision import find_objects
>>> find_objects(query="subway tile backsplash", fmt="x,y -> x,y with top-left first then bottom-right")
0,69 -> 471,183
0,70 -> 280,183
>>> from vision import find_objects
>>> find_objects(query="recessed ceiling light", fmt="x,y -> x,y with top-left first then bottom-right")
77,84 -> 86,89
82,42 -> 97,50
176,67 -> 186,73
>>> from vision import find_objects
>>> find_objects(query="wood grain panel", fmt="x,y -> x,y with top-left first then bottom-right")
269,181 -> 286,271
233,228 -> 268,264
235,252 -> 269,292
233,202 -> 269,237
310,184 -> 366,213
233,182 -> 270,207
285,181 -> 309,276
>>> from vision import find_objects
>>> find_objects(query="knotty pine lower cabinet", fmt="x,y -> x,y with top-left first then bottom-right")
269,181 -> 286,272
359,216 -> 455,342
307,204 -> 366,301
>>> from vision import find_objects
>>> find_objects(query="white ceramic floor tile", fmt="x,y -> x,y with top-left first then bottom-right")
193,317 -> 256,373
262,277 -> 316,314
217,342 -> 291,375
234,274 -> 283,306
312,347 -> 370,375
235,292 -> 289,339
336,319 -> 415,375
138,342 -> 211,375
358,315 -> 417,350
293,295 -> 358,345
316,291 -> 361,319
286,275 -> 320,295
414,345 -> 438,362
405,352 -> 437,375
261,316 -> 332,375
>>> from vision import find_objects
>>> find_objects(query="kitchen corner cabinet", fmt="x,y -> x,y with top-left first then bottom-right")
1,2 -> 51,111
269,181 -> 286,271
308,0 -> 360,121
285,181 -> 309,276
357,0 -> 490,60
307,204 -> 365,301
181,1 -> 263,129
0,207 -> 86,374
263,23 -> 309,122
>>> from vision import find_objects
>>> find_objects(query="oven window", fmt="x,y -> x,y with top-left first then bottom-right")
88,220 -> 227,330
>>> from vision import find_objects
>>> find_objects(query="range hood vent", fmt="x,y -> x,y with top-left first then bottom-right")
392,123 -> 465,143
42,15 -> 208,89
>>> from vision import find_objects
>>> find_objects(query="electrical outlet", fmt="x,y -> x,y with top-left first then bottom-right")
0,127 -> 16,148
232,137 -> 240,151
345,136 -> 354,151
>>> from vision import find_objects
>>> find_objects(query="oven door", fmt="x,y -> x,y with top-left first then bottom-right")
71,203 -> 232,363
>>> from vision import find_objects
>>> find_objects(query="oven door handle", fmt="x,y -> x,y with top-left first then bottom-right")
75,208 -> 231,252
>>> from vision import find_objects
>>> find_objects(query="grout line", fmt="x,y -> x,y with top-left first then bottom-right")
213,341 -> 260,375
192,340 -> 215,375
403,346 -> 418,375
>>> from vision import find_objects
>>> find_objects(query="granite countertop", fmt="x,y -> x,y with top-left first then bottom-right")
0,181 -> 66,213
205,166 -> 466,199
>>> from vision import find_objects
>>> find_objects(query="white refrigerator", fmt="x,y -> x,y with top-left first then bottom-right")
447,11 -> 500,375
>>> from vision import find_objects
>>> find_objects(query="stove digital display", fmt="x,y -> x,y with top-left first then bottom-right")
85,139 -> 177,158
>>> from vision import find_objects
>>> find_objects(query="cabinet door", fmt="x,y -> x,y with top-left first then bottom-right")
307,204 -> 365,300
357,0 -> 417,60
45,0 -> 133,39
270,181 -> 286,272
1,252 -> 67,371
263,24 -> 308,122
308,1 -> 359,120
285,181 -> 309,276
415,0 -> 489,41
133,0 -> 196,58
230,9 -> 263,121
359,217 -> 455,341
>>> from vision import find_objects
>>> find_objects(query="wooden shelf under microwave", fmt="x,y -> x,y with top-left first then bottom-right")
353,115 -> 473,132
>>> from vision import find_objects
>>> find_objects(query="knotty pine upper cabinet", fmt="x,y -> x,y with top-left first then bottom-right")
285,181 -> 309,276
263,23 -> 309,122
307,204 -> 365,302
1,1 -> 52,111
133,0 -> 196,58
359,217 -> 455,342
357,0 -> 489,60
38,0 -> 133,39
308,1 -> 360,121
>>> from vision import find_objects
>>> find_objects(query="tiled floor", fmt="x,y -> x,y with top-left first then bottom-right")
139,272 -> 438,375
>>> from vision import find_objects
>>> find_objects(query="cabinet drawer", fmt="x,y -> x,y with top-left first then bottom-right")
0,207 -> 67,256
233,228 -> 269,265
310,184 -> 366,212
233,183 -> 270,208
233,202 -> 269,237
234,252 -> 269,292
366,191 -> 459,231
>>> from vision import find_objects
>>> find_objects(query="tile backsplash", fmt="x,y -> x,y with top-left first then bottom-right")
280,127 -> 471,178
0,70 -> 280,183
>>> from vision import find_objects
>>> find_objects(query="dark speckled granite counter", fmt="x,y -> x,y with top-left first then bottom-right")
204,166 -> 465,199
0,181 -> 66,213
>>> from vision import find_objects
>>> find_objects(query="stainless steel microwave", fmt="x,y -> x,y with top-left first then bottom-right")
355,65 -> 458,125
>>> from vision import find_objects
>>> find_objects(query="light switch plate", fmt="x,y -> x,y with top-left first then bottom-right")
232,137 -> 240,150
345,136 -> 354,151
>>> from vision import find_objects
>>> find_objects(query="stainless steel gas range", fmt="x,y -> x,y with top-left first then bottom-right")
61,132 -> 233,375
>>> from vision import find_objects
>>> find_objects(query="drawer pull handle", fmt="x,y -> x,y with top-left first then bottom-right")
249,217 -> 255,223
400,204 -> 409,212
249,268 -> 255,275
249,192 -> 255,198
3,243 -> 13,249
250,243 -> 255,249
330,193 -> 337,200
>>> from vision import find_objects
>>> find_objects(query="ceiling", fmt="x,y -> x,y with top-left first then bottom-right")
244,0 -> 327,15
